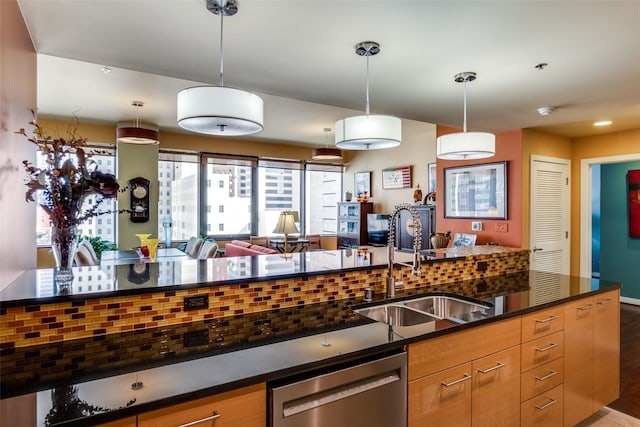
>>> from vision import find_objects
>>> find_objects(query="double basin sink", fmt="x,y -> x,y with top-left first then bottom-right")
354,294 -> 492,327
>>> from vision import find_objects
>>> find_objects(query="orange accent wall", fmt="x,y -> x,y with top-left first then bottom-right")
435,126 -> 523,247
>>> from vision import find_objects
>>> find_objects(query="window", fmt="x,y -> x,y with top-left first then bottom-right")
258,159 -> 302,236
305,163 -> 342,234
203,154 -> 255,238
36,147 -> 117,246
157,151 -> 199,241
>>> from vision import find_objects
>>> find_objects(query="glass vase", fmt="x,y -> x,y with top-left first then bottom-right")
51,225 -> 79,292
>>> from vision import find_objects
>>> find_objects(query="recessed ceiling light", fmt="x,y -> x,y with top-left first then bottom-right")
593,120 -> 612,127
537,106 -> 554,116
100,66 -> 111,74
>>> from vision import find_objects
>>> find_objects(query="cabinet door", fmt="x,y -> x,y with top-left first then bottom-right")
471,346 -> 521,427
96,418 -> 137,427
564,297 -> 595,427
138,383 -> 265,427
593,289 -> 620,410
409,363 -> 472,427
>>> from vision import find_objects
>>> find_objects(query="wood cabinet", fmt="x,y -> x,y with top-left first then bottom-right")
408,317 -> 521,427
336,202 -> 373,248
395,205 -> 435,251
96,418 -> 137,427
564,289 -> 620,426
137,383 -> 265,427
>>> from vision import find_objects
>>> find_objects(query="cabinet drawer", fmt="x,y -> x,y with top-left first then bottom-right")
408,317 -> 521,380
521,331 -> 563,372
138,383 -> 266,427
521,357 -> 563,402
521,307 -> 564,342
408,362 -> 472,427
521,384 -> 563,427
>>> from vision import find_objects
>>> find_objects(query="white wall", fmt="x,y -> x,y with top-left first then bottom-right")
342,119 -> 437,214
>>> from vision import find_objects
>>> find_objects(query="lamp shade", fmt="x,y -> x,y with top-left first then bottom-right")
312,147 -> 343,160
177,86 -> 264,136
273,211 -> 299,235
335,114 -> 402,150
116,127 -> 160,145
436,132 -> 495,160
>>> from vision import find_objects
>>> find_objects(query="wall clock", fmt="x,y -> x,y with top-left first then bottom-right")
129,177 -> 150,223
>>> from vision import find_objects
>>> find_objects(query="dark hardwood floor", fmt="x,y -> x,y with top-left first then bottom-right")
607,303 -> 640,419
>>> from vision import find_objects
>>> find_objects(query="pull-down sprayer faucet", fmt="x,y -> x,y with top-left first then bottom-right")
386,203 -> 422,299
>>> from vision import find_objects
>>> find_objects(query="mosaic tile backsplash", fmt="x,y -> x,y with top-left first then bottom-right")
1,250 -> 529,349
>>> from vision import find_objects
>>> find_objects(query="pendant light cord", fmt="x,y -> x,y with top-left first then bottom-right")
365,53 -> 371,115
462,78 -> 467,133
219,11 -> 225,86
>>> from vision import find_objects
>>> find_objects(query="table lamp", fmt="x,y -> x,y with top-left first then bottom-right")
273,211 -> 299,254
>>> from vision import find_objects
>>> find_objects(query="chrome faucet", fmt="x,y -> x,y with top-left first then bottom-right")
386,203 -> 422,299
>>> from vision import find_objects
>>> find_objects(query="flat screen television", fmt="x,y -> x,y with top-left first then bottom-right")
367,214 -> 390,246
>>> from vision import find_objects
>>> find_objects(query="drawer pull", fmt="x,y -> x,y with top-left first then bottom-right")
441,374 -> 472,387
597,298 -> 613,305
534,370 -> 558,381
534,342 -> 558,352
534,315 -> 557,324
477,362 -> 506,374
577,303 -> 596,311
177,411 -> 220,427
535,398 -> 557,411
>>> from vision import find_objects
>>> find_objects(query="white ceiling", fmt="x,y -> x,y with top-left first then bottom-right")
17,0 -> 640,147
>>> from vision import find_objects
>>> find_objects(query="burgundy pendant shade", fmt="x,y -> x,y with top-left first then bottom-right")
312,147 -> 343,160
116,127 -> 160,145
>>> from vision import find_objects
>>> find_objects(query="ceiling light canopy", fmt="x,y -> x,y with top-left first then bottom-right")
437,72 -> 495,160
335,41 -> 401,150
312,128 -> 343,160
116,101 -> 160,145
177,0 -> 263,136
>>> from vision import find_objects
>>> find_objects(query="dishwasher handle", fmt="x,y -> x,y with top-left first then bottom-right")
282,371 -> 401,418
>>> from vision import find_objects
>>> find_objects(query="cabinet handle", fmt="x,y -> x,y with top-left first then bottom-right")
534,315 -> 557,324
534,342 -> 558,352
577,303 -> 596,311
597,298 -> 613,305
441,374 -> 472,387
477,362 -> 506,374
177,411 -> 220,427
535,398 -> 557,411
534,370 -> 558,381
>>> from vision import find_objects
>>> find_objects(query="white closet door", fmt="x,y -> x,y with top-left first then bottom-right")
530,155 -> 571,275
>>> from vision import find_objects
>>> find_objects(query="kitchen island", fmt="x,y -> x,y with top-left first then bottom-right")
0,247 -> 620,426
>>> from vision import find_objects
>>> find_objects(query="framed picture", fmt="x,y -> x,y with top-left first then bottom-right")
354,171 -> 371,197
452,233 -> 477,247
444,161 -> 507,219
382,165 -> 412,189
427,163 -> 437,193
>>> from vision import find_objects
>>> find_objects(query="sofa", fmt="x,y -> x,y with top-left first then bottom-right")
224,240 -> 279,257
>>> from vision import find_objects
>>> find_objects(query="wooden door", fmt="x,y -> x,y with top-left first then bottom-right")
471,346 -> 521,427
593,289 -> 620,410
529,156 -> 570,274
564,297 -> 595,426
408,363 -> 472,427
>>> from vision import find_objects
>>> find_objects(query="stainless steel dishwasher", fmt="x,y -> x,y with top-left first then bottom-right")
270,352 -> 407,427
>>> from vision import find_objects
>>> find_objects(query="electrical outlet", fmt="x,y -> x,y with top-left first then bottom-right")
495,223 -> 509,232
471,221 -> 482,231
184,294 -> 208,311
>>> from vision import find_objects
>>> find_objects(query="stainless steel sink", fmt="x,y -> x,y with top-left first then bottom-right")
355,304 -> 437,326
355,295 -> 492,326
404,295 -> 489,320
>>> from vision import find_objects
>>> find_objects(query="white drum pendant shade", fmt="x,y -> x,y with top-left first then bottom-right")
335,114 -> 401,150
177,86 -> 264,136
436,132 -> 495,160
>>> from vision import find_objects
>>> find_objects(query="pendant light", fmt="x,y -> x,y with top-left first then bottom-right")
335,41 -> 401,150
436,72 -> 495,160
312,127 -> 343,160
116,101 -> 160,145
177,0 -> 263,136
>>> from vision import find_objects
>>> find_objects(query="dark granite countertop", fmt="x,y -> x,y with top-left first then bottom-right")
0,246 -> 492,306
0,270 -> 619,427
